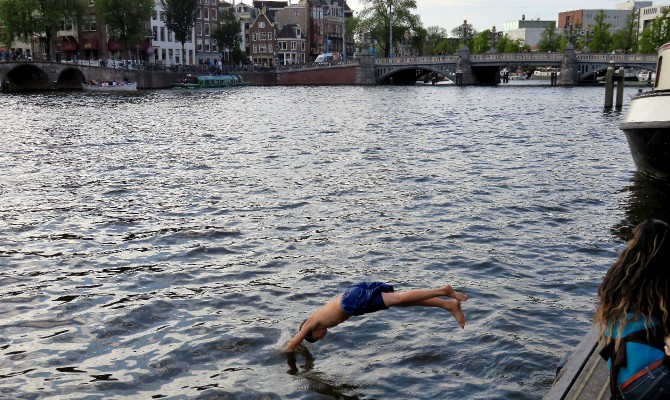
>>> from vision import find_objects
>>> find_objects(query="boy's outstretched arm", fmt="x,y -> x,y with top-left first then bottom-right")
284,321 -> 311,352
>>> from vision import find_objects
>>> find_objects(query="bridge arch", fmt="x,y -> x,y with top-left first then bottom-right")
56,67 -> 86,89
2,64 -> 52,91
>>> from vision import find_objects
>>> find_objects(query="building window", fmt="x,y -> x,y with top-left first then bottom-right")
268,44 -> 272,52
160,27 -> 166,41
291,41 -> 296,50
196,23 -> 202,36
204,8 -> 209,19
253,45 -> 257,53
260,32 -> 266,40
160,11 -> 165,21
301,42 -> 305,51
82,15 -> 96,31
212,9 -> 217,20
268,32 -> 272,40
168,31 -> 173,42
88,0 -> 94,5
259,44 -> 266,53
259,21 -> 265,28
153,26 -> 158,40
197,38 -> 202,51
252,33 -> 257,41
152,10 -> 157,19
205,24 -> 210,36
60,19 -> 73,31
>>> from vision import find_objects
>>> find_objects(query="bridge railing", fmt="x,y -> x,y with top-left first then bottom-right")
470,52 -> 564,62
374,52 -> 657,65
375,55 -> 459,65
575,53 -> 657,63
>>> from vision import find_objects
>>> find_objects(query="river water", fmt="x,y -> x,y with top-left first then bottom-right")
1,83 -> 669,400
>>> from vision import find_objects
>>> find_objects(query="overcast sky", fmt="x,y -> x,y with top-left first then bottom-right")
345,0 -> 627,32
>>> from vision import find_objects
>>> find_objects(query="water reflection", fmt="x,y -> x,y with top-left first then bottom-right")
612,172 -> 670,240
285,345 -> 314,375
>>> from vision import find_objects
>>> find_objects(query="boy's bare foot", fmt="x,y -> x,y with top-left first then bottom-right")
445,299 -> 466,328
442,285 -> 469,302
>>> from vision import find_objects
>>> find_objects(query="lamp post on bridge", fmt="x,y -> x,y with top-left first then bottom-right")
582,25 -> 591,53
489,26 -> 497,54
564,18 -> 576,51
460,19 -> 470,51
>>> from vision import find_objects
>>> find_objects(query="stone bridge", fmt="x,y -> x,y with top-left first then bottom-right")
0,61 -> 178,91
373,51 -> 658,85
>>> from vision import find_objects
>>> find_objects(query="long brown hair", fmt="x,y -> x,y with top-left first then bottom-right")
593,219 -> 670,344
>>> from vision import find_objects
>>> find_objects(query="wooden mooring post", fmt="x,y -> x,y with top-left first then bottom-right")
604,63 -> 625,109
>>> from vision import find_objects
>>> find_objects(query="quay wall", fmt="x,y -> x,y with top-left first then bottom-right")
276,65 -> 358,85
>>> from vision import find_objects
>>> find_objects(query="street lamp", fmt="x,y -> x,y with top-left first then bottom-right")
489,26 -> 497,54
389,1 -> 393,58
583,24 -> 591,53
460,19 -> 470,51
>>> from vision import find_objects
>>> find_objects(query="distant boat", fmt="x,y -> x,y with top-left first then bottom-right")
172,74 -> 249,89
620,42 -> 670,179
531,68 -> 560,80
637,70 -> 656,83
82,81 -> 137,91
508,72 -> 529,80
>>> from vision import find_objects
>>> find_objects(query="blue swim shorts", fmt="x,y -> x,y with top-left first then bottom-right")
339,282 -> 395,316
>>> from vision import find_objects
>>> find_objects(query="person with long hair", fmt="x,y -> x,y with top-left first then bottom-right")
594,219 -> 670,399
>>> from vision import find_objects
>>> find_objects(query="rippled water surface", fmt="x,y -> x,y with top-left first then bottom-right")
2,84 -> 669,400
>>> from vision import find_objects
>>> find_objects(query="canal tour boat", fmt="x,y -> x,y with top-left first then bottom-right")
82,81 -> 137,91
172,74 -> 249,89
620,42 -> 670,179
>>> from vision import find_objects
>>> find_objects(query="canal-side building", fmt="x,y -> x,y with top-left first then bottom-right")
195,0 -> 221,66
557,1 -> 651,34
639,3 -> 670,33
276,23 -> 307,64
502,15 -> 556,50
150,0 -> 196,66
248,12 -> 277,67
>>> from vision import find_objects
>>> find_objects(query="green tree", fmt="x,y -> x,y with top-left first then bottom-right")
590,10 -> 613,53
161,0 -> 199,65
537,23 -> 561,52
212,9 -> 241,64
358,0 -> 422,58
0,0 -> 85,60
471,29 -> 491,54
639,8 -> 670,53
611,11 -> 639,53
420,25 -> 447,55
97,0 -> 153,60
495,35 -> 528,53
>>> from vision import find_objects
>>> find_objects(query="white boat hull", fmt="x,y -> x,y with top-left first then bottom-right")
620,91 -> 670,179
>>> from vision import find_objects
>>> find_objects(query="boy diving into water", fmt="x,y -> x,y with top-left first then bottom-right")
284,282 -> 468,352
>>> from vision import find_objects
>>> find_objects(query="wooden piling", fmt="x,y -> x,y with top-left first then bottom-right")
615,67 -> 625,109
604,66 -> 615,108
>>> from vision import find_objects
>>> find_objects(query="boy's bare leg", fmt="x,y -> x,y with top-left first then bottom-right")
404,298 -> 466,328
383,285 -> 468,307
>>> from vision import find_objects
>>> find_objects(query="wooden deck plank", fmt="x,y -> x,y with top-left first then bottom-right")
543,329 -> 611,400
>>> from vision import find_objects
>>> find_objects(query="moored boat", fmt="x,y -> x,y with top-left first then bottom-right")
172,74 -> 249,89
531,68 -> 560,80
620,42 -> 670,179
82,81 -> 137,91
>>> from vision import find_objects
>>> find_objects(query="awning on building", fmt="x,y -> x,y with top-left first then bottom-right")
108,39 -> 123,52
81,37 -> 98,50
136,38 -> 151,52
60,36 -> 78,52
